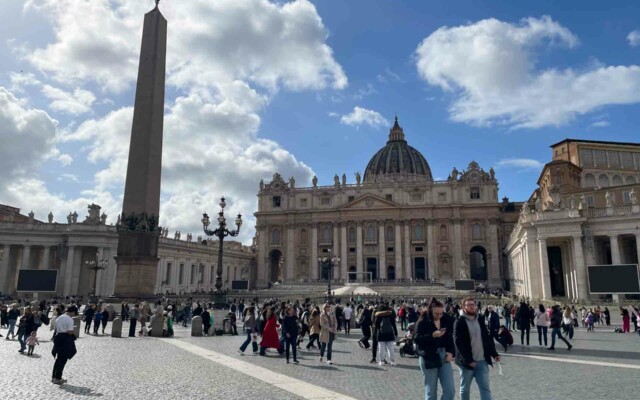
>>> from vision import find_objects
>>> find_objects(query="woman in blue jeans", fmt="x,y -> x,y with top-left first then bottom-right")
414,300 -> 455,400
238,306 -> 258,354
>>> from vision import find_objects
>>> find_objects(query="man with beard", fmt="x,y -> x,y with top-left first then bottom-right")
454,298 -> 500,400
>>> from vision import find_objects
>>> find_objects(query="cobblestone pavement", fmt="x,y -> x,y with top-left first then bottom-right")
1,317 -> 637,400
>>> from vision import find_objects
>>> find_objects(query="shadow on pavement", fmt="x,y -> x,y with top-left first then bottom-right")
513,346 -> 640,361
60,384 -> 103,397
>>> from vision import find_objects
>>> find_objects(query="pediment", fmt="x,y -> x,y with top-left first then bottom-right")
339,194 -> 398,210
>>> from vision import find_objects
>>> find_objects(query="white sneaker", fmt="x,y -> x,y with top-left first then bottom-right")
378,361 -> 384,366
326,360 -> 333,365
390,361 -> 397,366
237,349 -> 244,355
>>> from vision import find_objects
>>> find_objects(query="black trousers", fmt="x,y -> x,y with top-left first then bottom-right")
285,335 -> 298,361
52,355 -> 69,380
129,319 -> 137,337
520,326 -> 530,345
344,319 -> 351,335
360,325 -> 371,348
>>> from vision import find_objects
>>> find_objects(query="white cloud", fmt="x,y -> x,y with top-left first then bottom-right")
415,16 -> 640,129
57,173 -> 78,182
589,120 -> 610,128
353,83 -> 376,99
496,158 -> 544,170
340,106 -> 389,128
41,85 -> 96,115
628,30 -> 640,47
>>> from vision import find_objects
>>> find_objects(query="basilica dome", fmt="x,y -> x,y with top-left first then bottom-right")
363,117 -> 433,183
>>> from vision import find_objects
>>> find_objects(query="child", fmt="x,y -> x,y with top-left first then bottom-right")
26,331 -> 39,356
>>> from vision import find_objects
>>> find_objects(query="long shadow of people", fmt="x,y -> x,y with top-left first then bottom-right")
59,384 -> 103,397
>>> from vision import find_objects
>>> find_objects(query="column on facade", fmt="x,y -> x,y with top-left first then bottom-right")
63,246 -> 76,295
572,235 -> 589,300
378,223 -> 386,280
1,245 -> 11,294
403,221 -> 411,279
154,255 -> 163,294
356,222 -> 363,277
310,224 -> 318,280
21,245 -> 32,268
340,223 -> 348,281
525,236 -> 541,298
100,247 -> 113,296
426,219 -> 436,280
488,220 -> 500,284
394,222 -> 402,279
538,238 -> 552,300
40,246 -> 50,269
332,224 -> 339,281
286,224 -> 295,282
258,226 -> 268,284
561,245 -> 575,300
452,220 -> 463,279
609,235 -> 622,264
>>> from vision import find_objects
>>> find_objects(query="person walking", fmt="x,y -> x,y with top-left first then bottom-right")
128,304 -> 139,337
502,304 -> 511,332
548,305 -> 572,351
621,308 -> 630,333
18,307 -> 37,354
603,307 -> 611,326
306,309 -> 321,350
534,304 -> 549,347
375,304 -> 398,366
414,300 -> 455,400
454,298 -> 501,400
562,307 -> 574,340
26,331 -> 39,356
6,304 -> 19,340
282,306 -> 300,364
101,307 -> 109,335
357,305 -> 372,350
259,307 -> 281,356
517,302 -> 531,346
201,307 -> 211,336
83,304 -> 95,335
238,306 -> 258,354
343,303 -> 353,335
52,305 -> 78,385
93,307 -> 102,335
319,303 -> 337,365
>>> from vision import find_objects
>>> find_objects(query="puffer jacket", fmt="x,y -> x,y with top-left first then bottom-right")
374,310 -> 398,342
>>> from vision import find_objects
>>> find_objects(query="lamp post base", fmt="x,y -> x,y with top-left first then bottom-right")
209,291 -> 227,309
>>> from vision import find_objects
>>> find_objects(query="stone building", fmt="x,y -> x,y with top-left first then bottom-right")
506,139 -> 640,300
0,204 -> 255,297
254,118 -> 521,288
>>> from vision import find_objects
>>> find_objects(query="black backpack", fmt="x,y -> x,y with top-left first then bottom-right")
379,316 -> 393,336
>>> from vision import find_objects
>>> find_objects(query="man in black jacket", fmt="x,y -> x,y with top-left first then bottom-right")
357,306 -> 372,349
454,298 -> 500,400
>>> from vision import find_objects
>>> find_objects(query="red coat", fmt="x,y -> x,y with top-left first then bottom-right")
260,315 -> 281,349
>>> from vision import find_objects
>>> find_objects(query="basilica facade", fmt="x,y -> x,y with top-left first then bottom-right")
254,118 -> 521,288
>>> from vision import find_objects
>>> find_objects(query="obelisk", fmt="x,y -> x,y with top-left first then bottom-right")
114,1 -> 167,297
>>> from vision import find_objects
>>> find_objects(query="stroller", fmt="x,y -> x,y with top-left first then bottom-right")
397,322 -> 418,357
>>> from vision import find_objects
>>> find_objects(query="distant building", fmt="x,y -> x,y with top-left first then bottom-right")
254,117 -> 521,288
506,139 -> 640,300
0,204 -> 254,297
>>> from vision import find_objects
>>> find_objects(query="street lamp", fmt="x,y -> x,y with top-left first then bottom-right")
318,249 -> 340,304
85,253 -> 108,302
202,196 -> 242,308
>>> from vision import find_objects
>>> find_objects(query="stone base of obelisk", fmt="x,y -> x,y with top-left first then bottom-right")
113,256 -> 159,298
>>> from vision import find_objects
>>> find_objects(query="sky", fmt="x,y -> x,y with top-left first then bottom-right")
1,0 -> 640,245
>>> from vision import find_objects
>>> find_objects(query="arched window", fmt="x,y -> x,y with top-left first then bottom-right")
366,225 -> 376,242
626,176 -> 636,185
271,228 -> 281,245
299,229 -> 307,245
471,224 -> 482,240
413,223 -> 424,241
612,175 -> 623,186
583,173 -> 595,188
322,226 -> 332,243
386,226 -> 394,242
439,224 -> 448,241
348,227 -> 356,243
598,174 -> 609,188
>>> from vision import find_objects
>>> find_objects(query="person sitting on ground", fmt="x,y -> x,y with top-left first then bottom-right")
495,325 -> 513,352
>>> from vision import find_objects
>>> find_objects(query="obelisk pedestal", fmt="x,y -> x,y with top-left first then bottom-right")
114,4 -> 167,298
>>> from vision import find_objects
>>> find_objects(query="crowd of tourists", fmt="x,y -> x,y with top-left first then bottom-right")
1,295 -> 639,398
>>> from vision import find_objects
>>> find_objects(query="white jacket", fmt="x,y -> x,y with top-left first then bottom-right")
534,310 -> 549,327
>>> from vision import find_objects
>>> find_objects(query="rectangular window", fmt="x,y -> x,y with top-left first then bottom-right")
635,153 -> 640,170
348,195 -> 355,202
387,247 -> 394,252
608,151 -> 620,168
586,195 -> 595,207
621,152 -> 634,169
191,264 -> 196,284
272,196 -> 281,207
411,193 -> 423,201
580,148 -> 594,167
623,191 -> 631,204
165,263 -> 172,285
321,197 -> 331,205
593,150 -> 607,166
349,247 -> 356,253
299,198 -> 307,207
385,194 -> 393,201
470,187 -> 480,200
438,192 -> 447,202
415,246 -> 423,252
179,264 -> 184,285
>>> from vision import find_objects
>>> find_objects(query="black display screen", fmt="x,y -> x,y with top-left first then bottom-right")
231,280 -> 249,290
455,279 -> 475,291
16,269 -> 58,292
588,264 -> 640,294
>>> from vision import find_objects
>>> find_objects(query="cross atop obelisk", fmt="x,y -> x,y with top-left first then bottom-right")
114,2 -> 167,297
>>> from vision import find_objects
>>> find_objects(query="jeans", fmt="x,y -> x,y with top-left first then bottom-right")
239,328 -> 258,353
520,326 -> 530,345
307,333 -> 319,348
504,317 -> 511,331
420,349 -> 454,400
285,335 -> 298,361
360,325 -> 371,348
320,333 -> 334,361
377,340 -> 395,363
18,331 -> 27,351
536,326 -> 548,346
459,360 -> 491,400
6,319 -> 16,337
550,327 -> 570,348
